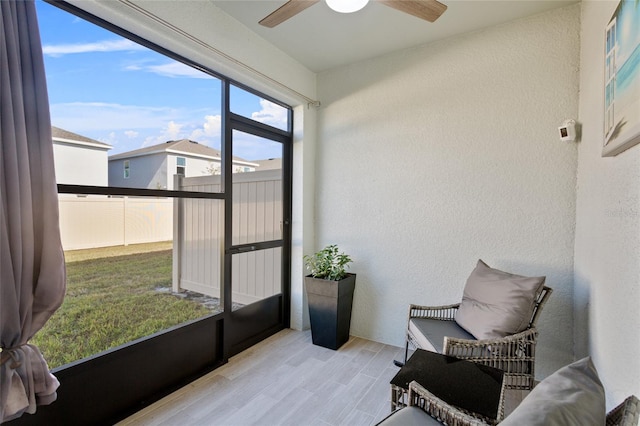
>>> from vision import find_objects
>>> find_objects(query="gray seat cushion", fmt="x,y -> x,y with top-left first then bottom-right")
376,406 -> 443,425
409,318 -> 475,353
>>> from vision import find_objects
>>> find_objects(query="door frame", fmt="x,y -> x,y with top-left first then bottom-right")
221,81 -> 293,359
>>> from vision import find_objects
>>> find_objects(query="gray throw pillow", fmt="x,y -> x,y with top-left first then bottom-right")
455,260 -> 545,340
500,357 -> 606,426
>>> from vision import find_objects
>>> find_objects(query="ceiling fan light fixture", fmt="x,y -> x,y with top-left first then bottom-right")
325,0 -> 369,14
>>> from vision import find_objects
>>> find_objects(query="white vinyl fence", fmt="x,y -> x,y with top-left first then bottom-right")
58,170 -> 282,306
58,195 -> 173,251
173,170 -> 283,305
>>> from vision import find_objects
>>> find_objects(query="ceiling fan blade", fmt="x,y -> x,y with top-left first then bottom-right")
259,0 -> 320,28
379,0 -> 447,23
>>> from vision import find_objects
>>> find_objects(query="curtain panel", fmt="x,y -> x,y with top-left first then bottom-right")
0,0 -> 67,422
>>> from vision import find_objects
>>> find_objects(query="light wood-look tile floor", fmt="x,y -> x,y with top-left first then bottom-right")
119,329 -> 526,426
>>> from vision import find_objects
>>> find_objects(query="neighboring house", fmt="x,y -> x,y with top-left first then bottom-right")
52,126 -> 112,186
253,158 -> 282,171
108,139 -> 259,190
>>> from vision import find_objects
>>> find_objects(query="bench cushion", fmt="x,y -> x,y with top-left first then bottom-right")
455,260 -> 545,340
409,318 -> 475,354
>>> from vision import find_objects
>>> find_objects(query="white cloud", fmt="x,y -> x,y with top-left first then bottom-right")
140,121 -> 190,148
97,132 -> 119,147
49,102 -> 222,154
189,115 -> 221,143
121,58 -> 215,79
142,136 -> 158,148
43,39 -> 146,57
189,129 -> 204,141
251,99 -> 288,129
203,115 -> 221,136
50,102 -> 183,132
165,121 -> 183,140
140,61 -> 215,79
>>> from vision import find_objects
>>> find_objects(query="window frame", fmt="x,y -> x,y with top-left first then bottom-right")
176,156 -> 186,175
37,1 -> 295,423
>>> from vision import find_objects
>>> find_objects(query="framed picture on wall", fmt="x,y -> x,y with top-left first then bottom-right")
602,0 -> 640,157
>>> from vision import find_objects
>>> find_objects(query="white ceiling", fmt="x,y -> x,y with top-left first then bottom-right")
212,0 -> 577,73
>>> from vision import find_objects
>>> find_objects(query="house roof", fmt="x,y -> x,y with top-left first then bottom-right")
253,158 -> 282,170
52,126 -> 112,150
109,139 -> 256,166
109,139 -> 219,160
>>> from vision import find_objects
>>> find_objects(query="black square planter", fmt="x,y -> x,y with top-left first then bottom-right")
305,273 -> 356,350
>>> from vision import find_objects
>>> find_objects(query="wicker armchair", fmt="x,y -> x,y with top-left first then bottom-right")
407,381 -> 491,426
402,286 -> 552,390
376,381 -> 488,426
378,382 -> 639,426
607,396 -> 640,426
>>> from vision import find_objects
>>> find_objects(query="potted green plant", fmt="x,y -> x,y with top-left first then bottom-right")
304,245 -> 356,350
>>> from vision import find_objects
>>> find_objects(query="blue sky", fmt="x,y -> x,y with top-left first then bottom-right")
36,0 -> 287,159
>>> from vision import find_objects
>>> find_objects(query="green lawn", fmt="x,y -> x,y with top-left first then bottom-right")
32,242 -> 213,369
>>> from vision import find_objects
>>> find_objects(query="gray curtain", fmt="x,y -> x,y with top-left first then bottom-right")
1,0 -> 67,422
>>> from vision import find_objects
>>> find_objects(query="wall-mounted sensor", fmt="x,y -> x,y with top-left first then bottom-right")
558,119 -> 577,142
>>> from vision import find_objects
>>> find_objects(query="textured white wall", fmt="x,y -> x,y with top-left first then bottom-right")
575,1 -> 640,409
316,5 -> 581,378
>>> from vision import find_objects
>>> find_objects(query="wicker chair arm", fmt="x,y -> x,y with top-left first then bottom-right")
408,381 -> 489,426
409,303 -> 461,320
444,327 -> 539,391
444,327 -> 539,350
606,395 -> 640,426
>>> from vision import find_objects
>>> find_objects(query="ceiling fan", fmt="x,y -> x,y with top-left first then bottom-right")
259,0 -> 447,28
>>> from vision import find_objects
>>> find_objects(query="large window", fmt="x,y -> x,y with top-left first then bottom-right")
36,0 -> 292,369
